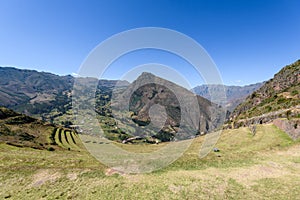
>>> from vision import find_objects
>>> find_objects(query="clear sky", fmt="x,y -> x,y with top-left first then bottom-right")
0,0 -> 299,87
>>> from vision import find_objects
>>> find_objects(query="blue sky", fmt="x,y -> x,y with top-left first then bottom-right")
0,0 -> 299,87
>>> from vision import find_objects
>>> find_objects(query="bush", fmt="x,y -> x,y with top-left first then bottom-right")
251,92 -> 257,98
47,147 -> 55,151
291,90 -> 299,96
277,97 -> 287,104
266,106 -> 272,112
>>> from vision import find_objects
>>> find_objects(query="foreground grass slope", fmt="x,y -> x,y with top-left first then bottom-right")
1,124 -> 300,199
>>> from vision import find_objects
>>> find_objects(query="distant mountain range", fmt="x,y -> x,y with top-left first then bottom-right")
0,67 -> 73,107
0,58 -> 299,142
0,66 -> 261,116
0,67 -> 129,121
192,83 -> 263,111
0,67 -> 226,142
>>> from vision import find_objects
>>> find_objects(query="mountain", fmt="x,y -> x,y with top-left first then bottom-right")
192,83 -> 263,111
0,67 -> 73,108
0,67 -> 129,123
230,59 -> 300,124
110,72 -> 226,142
0,67 -> 225,143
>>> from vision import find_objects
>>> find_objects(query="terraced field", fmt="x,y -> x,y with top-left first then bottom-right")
51,128 -> 83,151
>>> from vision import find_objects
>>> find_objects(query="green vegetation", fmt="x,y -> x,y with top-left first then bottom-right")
235,91 -> 300,120
232,59 -> 300,120
1,124 -> 300,199
0,61 -> 299,199
291,90 -> 299,96
53,127 -> 82,151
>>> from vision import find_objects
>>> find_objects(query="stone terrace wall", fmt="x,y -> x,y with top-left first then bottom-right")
273,118 -> 300,140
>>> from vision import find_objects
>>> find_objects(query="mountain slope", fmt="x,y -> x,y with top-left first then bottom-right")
0,106 -> 83,150
192,83 -> 263,111
111,72 -> 226,141
0,67 -> 129,123
0,68 -> 225,143
231,59 -> 300,121
0,106 -> 56,149
0,67 -> 73,107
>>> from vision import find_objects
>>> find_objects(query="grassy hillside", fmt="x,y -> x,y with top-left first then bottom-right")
0,106 -> 82,151
231,59 -> 300,120
1,124 -> 300,199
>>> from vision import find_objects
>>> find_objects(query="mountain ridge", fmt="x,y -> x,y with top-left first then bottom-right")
192,82 -> 263,111
231,59 -> 300,121
110,72 -> 226,141
0,66 -> 129,121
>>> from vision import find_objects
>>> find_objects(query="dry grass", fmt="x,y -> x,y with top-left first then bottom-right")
1,124 -> 300,199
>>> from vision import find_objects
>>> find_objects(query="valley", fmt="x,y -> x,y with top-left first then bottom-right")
0,59 -> 299,199
1,1 -> 300,199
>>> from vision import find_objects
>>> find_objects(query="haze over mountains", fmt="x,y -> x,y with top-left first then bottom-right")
192,83 -> 263,111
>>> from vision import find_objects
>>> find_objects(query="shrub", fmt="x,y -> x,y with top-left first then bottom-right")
291,90 -> 299,96
266,106 -> 272,112
277,97 -> 287,104
251,92 -> 257,98
47,147 -> 55,151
